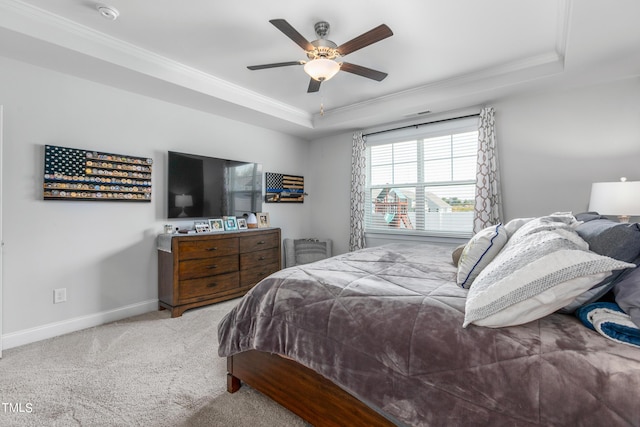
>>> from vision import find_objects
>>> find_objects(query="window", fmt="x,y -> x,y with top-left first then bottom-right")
365,116 -> 478,238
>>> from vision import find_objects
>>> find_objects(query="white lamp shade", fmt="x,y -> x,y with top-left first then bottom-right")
175,194 -> 193,208
304,58 -> 340,82
588,181 -> 640,216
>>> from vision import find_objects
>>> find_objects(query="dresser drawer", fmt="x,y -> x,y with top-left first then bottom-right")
240,247 -> 280,268
240,262 -> 280,288
179,255 -> 239,280
240,231 -> 279,253
179,272 -> 239,301
178,237 -> 239,260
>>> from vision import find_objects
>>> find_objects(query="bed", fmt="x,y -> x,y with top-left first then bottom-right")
218,214 -> 640,426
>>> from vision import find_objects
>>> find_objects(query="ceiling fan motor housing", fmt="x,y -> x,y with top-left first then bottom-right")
314,21 -> 330,38
306,21 -> 339,60
307,39 -> 338,60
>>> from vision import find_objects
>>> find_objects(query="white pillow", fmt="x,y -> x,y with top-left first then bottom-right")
501,213 -> 577,242
463,217 -> 635,328
502,217 -> 534,237
456,224 -> 507,289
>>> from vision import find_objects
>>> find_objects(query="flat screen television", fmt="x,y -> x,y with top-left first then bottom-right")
167,151 -> 263,219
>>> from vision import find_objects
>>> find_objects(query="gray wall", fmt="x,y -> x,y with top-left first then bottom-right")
308,77 -> 640,254
495,78 -> 640,219
0,56 -> 311,346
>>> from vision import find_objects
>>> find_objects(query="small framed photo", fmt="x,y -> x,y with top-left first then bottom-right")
194,220 -> 210,233
223,216 -> 238,231
257,212 -> 270,228
237,218 -> 248,230
208,218 -> 224,232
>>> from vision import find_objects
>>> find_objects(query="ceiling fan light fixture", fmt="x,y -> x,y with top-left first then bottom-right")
304,58 -> 340,82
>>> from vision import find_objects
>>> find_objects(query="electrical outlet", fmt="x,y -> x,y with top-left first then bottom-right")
53,288 -> 67,304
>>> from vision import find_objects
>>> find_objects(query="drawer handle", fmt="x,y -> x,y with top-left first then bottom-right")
205,247 -> 218,251
208,265 -> 218,269
257,241 -> 266,245
206,282 -> 218,288
258,256 -> 265,261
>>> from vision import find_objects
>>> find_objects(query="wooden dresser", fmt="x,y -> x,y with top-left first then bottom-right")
158,228 -> 281,317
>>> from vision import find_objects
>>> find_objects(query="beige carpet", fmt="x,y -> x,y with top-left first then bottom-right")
0,299 -> 306,426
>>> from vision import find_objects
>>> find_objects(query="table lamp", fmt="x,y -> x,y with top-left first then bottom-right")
588,177 -> 640,223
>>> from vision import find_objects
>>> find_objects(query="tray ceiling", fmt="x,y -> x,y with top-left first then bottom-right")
1,0 -> 639,139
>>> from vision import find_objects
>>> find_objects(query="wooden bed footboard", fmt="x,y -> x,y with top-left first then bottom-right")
226,351 -> 396,426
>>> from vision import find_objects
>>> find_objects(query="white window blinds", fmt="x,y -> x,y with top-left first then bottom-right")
365,116 -> 478,238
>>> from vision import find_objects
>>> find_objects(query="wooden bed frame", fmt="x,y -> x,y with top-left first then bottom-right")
226,350 -> 396,426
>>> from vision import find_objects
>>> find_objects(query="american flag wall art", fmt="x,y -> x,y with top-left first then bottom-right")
43,145 -> 152,202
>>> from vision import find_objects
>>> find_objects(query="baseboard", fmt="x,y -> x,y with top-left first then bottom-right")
1,299 -> 159,350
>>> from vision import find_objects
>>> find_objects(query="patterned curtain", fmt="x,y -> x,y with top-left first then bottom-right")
349,132 -> 367,251
473,107 -> 503,233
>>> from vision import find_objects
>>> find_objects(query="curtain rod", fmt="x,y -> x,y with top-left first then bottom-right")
363,113 -> 480,137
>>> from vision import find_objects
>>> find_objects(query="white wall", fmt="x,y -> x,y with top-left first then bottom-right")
308,77 -> 640,254
0,57 -> 311,347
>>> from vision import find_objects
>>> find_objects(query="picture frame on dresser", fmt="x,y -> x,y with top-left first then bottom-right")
194,221 -> 210,233
237,218 -> 248,230
209,218 -> 224,231
257,212 -> 270,228
223,216 -> 238,231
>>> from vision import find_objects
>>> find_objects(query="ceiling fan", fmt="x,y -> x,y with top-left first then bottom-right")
248,19 -> 393,93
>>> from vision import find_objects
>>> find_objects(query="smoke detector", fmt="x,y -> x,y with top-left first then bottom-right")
97,5 -> 119,21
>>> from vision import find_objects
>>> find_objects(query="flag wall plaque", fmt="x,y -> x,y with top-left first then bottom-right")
43,145 -> 152,202
265,172 -> 304,203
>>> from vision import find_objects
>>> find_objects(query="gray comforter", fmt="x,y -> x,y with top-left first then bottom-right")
218,243 -> 640,426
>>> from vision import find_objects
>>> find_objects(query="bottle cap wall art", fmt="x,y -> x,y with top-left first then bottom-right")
43,145 -> 152,202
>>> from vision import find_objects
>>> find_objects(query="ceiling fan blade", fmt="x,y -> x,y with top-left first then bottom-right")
270,19 -> 314,51
247,61 -> 304,70
307,78 -> 321,93
340,62 -> 388,81
336,24 -> 393,56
